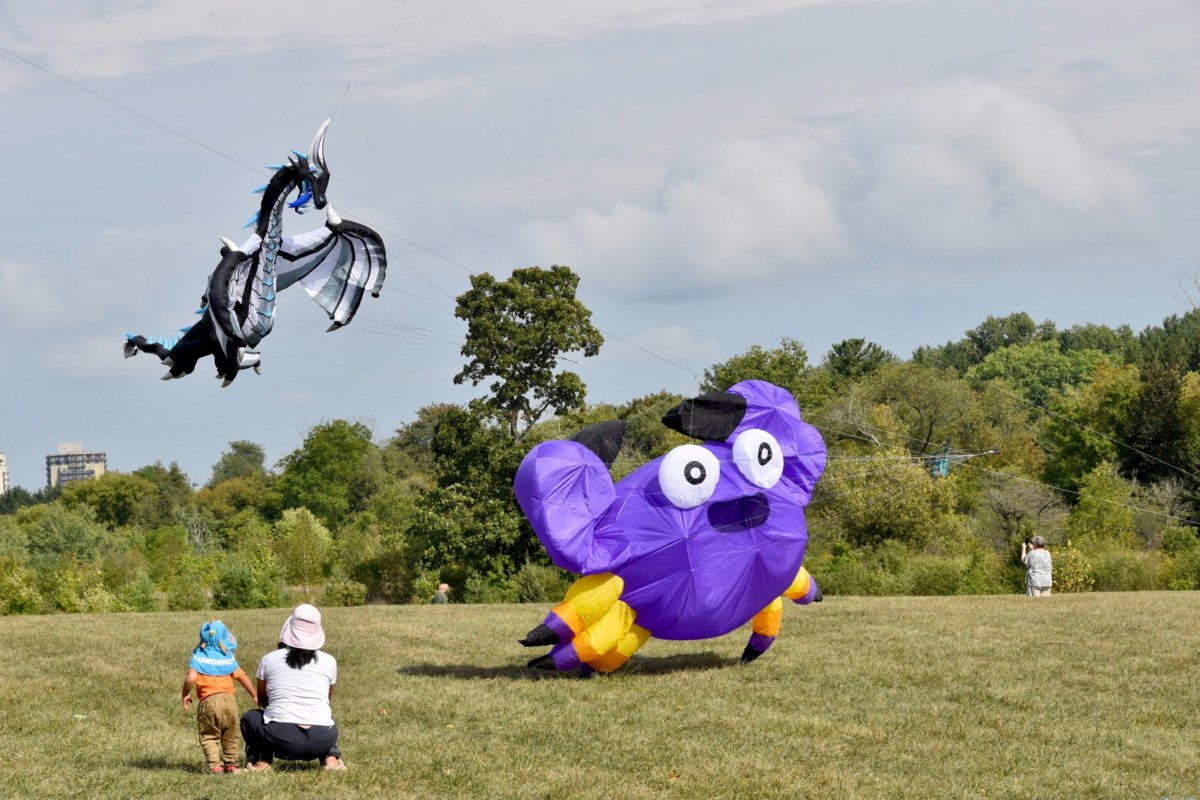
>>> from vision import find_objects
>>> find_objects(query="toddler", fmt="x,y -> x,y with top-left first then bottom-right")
181,619 -> 257,774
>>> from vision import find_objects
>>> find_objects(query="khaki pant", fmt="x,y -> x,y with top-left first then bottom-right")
1027,585 -> 1052,597
197,692 -> 240,768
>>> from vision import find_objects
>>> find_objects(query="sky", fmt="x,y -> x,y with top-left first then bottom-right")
1,0 -> 1198,491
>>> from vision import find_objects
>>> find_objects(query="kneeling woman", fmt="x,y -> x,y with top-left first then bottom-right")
241,604 -> 346,771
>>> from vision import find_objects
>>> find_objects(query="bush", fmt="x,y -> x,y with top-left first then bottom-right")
118,574 -> 167,612
1054,541 -> 1095,593
212,552 -> 288,610
323,578 -> 367,607
1085,545 -> 1165,592
514,562 -> 573,603
1161,525 -> 1199,556
463,572 -> 518,604
1166,547 -> 1200,590
0,556 -> 43,615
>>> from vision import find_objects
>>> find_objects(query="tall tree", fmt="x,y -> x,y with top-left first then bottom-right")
209,441 -> 268,486
454,265 -> 603,439
276,420 -> 379,528
822,338 -> 896,383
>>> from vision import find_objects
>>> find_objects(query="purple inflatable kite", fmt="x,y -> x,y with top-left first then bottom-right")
515,379 -> 827,673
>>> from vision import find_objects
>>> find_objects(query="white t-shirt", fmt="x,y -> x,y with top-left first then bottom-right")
256,648 -> 338,726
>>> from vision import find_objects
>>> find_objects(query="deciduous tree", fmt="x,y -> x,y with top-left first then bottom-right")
454,265 -> 603,439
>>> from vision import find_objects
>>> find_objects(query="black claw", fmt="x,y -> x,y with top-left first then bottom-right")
526,654 -> 556,670
740,644 -> 763,664
518,623 -> 560,647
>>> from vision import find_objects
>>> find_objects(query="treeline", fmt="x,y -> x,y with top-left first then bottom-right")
3,306 -> 1200,614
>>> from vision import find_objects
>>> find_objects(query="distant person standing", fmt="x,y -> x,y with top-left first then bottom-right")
431,583 -> 450,605
1021,536 -> 1053,597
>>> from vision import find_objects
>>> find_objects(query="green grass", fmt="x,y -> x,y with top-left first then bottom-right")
2,594 -> 1198,799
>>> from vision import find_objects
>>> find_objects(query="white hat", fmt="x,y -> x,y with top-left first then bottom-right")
279,604 -> 325,650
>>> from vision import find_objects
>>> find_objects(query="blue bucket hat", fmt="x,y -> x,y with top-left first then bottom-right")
189,619 -> 240,676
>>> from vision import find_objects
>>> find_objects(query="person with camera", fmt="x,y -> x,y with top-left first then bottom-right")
1021,535 -> 1052,597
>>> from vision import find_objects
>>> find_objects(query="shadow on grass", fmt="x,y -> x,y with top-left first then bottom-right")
396,651 -> 731,680
130,755 -> 328,773
128,755 -> 203,772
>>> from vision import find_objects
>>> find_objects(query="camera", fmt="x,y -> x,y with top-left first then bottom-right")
1023,537 -> 1031,546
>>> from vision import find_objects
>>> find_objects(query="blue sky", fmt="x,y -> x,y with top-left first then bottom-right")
1,0 -> 1198,490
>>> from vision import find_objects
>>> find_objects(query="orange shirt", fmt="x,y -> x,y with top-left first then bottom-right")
196,667 -> 247,701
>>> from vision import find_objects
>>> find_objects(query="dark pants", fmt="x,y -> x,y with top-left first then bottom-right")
240,709 -> 341,765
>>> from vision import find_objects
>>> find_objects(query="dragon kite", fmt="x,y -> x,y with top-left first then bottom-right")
124,119 -> 387,386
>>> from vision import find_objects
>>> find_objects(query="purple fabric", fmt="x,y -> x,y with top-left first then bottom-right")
794,575 -> 821,605
543,611 -> 575,644
514,380 -> 826,643
550,643 -> 580,671
747,632 -> 776,654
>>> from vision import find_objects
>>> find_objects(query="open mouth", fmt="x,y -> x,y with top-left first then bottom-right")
707,492 -> 770,532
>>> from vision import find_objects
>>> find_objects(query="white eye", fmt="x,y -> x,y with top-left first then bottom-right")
732,429 -> 783,488
658,444 -> 720,509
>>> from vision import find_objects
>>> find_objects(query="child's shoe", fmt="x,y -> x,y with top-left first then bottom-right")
223,764 -> 241,774
209,765 -> 224,774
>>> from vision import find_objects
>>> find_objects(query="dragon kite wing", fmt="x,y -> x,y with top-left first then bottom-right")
274,207 -> 387,331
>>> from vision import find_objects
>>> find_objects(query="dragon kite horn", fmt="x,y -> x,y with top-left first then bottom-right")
308,118 -> 331,175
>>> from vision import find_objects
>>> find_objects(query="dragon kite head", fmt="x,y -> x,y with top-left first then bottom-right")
285,118 -> 332,214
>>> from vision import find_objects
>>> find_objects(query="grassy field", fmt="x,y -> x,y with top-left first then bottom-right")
1,593 -> 1198,800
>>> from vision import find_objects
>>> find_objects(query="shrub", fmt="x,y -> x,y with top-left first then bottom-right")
514,562 -> 573,603
323,578 -> 368,607
0,556 -> 43,615
1161,525 -> 1199,556
463,572 -> 518,604
1054,541 -> 1095,593
119,573 -> 167,612
212,552 -> 287,610
1085,545 -> 1165,592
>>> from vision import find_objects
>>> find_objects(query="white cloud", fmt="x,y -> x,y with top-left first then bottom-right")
523,135 -> 849,294
0,0 -> 873,81
522,79 -> 1148,296
846,79 -> 1147,258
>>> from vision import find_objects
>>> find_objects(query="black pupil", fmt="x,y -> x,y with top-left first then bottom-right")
684,461 -> 706,485
757,442 -> 772,466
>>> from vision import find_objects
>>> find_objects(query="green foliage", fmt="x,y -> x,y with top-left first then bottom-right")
822,338 -> 897,383
454,265 -> 603,439
208,440 -> 267,486
16,502 -> 108,561
194,473 -> 282,524
59,472 -> 155,529
514,562 -> 573,603
1053,540 -> 1096,593
814,454 -> 965,549
702,336 -> 811,393
276,420 -> 378,528
1042,363 -> 1141,491
0,516 -> 28,559
1120,361 -> 1186,482
130,462 -> 195,528
1066,463 -> 1136,545
0,556 -> 43,614
1083,543 -> 1166,592
322,575 -> 368,607
968,340 -> 1114,407
807,539 -> 1013,597
212,548 -> 287,610
462,572 -> 519,603
1161,525 -> 1199,555
274,508 -> 333,592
